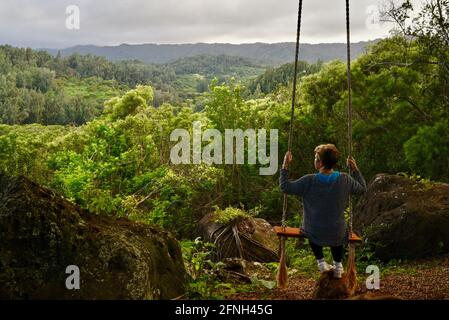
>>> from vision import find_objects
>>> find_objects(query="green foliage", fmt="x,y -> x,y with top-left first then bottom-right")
0,124 -> 70,182
15,67 -> 55,93
0,46 -> 267,125
269,34 -> 449,182
249,276 -> 277,290
41,86 -> 223,237
246,60 -> 323,96
181,237 -> 217,280
124,164 -> 224,236
181,237 -> 277,299
0,47 -> 128,125
212,206 -> 260,224
169,54 -> 264,78
181,237 -> 235,299
404,121 -> 449,180
205,79 -> 247,130
58,76 -> 127,108
397,172 -> 434,190
104,85 -> 154,120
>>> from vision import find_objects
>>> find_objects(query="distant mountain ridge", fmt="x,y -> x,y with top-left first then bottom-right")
45,40 -> 380,65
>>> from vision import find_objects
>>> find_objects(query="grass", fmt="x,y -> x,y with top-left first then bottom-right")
56,76 -> 128,107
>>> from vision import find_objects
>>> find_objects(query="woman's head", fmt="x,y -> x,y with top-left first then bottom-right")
314,144 -> 340,170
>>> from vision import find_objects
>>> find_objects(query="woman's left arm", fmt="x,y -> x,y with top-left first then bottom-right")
349,170 -> 367,195
346,157 -> 367,195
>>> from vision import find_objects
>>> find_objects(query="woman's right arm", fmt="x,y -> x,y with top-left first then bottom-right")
279,168 -> 311,196
280,151 -> 311,196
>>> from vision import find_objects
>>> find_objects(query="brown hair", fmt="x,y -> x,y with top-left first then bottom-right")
314,144 -> 340,169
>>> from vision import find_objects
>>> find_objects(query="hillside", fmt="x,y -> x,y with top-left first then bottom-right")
0,45 -> 269,125
246,60 -> 323,96
45,41 -> 380,65
168,54 -> 263,77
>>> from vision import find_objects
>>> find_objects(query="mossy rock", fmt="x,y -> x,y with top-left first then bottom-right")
0,174 -> 186,299
354,174 -> 449,261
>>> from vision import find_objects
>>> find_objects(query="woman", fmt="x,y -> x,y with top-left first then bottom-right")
279,144 -> 366,278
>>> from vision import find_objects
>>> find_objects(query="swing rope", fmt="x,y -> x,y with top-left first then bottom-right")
345,0 -> 354,236
282,0 -> 303,229
277,0 -> 303,289
345,0 -> 359,295
277,0 -> 357,290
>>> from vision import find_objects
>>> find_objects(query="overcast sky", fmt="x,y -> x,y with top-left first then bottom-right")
0,0 -> 421,49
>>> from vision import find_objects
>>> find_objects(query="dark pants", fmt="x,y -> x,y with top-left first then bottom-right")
309,241 -> 344,263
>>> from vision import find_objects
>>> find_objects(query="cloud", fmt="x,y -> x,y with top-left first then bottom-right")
0,0 -> 421,48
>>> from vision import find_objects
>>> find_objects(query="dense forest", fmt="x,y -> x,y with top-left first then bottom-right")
1,0 -> 448,299
0,48 -> 268,125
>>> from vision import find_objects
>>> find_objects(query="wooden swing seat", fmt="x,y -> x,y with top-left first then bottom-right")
273,226 -> 305,238
273,226 -> 363,243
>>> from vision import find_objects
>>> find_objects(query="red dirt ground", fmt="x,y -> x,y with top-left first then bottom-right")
229,255 -> 449,300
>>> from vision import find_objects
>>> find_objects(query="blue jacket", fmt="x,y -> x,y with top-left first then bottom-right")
279,169 -> 367,246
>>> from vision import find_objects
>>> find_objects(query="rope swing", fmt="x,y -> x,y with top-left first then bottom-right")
276,0 -> 303,289
344,0 -> 358,295
276,0 -> 361,290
